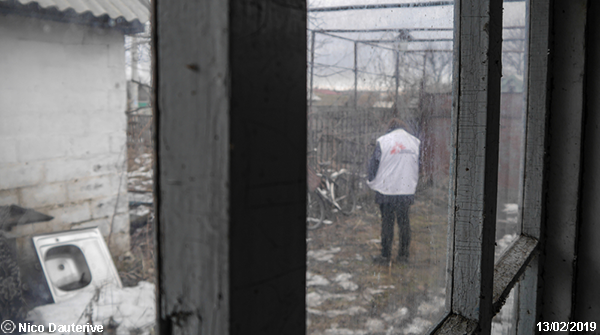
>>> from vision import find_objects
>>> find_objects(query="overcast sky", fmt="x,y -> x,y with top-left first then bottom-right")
308,0 -> 526,90
126,1 -> 526,91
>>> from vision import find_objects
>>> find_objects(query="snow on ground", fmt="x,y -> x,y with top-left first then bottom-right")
26,282 -> 155,335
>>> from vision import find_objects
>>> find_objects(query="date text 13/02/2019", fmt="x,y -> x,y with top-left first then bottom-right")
537,322 -> 596,332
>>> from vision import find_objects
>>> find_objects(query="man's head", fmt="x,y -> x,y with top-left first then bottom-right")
386,118 -> 408,132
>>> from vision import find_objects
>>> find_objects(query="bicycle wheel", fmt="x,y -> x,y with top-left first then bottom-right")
307,191 -> 325,230
333,175 -> 356,215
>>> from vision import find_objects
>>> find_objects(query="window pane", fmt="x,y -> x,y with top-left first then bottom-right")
492,284 -> 519,335
0,3 -> 156,333
307,1 -> 453,334
495,0 -> 528,258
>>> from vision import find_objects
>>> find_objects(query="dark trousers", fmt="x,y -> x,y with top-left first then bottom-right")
379,198 -> 412,258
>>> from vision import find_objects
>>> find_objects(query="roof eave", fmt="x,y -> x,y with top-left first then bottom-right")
0,0 -> 146,34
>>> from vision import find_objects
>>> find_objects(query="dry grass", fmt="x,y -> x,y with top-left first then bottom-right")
116,146 -> 155,287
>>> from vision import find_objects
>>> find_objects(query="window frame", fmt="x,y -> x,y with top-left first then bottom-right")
152,0 -> 588,333
431,0 -> 553,333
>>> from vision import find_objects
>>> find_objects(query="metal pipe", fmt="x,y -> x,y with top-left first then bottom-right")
309,0 -> 523,12
309,1 -> 453,12
309,26 -> 524,33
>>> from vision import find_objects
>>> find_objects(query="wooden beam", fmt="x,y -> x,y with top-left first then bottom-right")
538,0 -> 587,324
520,0 -> 551,241
492,236 -> 538,312
575,0 -> 600,322
229,0 -> 307,333
154,0 -> 307,334
449,0 -> 503,332
154,0 -> 229,333
514,0 -> 551,332
430,313 -> 478,335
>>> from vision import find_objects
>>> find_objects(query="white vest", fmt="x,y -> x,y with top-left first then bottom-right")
367,129 -> 420,195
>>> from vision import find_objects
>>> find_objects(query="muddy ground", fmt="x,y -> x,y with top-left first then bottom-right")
305,188 -> 449,335
120,148 -> 515,334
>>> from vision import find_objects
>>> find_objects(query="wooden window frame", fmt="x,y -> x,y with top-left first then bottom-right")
152,0 -> 588,333
433,0 -> 589,333
430,0 -> 549,333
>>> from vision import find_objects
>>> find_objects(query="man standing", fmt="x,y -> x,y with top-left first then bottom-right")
367,119 -> 420,264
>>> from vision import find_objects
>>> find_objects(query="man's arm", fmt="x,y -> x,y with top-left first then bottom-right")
367,142 -> 382,182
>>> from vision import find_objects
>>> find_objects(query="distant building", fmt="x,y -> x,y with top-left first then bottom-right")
0,0 -> 149,255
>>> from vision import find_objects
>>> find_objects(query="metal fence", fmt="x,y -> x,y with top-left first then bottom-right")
308,106 -> 397,174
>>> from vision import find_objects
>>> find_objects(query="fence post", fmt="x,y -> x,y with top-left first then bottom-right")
394,50 -> 400,116
309,31 -> 316,112
354,41 -> 358,108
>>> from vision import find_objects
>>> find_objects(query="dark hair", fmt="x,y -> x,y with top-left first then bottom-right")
386,118 -> 407,132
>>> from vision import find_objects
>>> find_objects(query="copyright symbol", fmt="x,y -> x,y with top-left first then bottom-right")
1,320 -> 15,333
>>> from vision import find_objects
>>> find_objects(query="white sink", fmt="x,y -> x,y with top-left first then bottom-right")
44,245 -> 92,291
33,228 -> 122,303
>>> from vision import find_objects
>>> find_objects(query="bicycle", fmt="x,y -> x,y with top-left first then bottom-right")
307,163 -> 357,230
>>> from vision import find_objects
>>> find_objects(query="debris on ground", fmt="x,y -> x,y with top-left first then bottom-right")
27,281 -> 155,335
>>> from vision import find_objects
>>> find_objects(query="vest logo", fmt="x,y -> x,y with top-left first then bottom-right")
390,142 -> 407,154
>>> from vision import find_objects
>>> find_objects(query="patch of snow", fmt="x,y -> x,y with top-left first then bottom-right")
495,233 -> 518,259
381,307 -> 409,324
307,308 -> 325,315
333,273 -> 358,291
324,306 -> 367,317
402,317 -> 432,335
385,326 -> 401,335
417,296 -> 444,317
325,329 -> 368,335
333,273 -> 352,282
378,285 -> 395,290
128,170 -> 153,179
27,282 -> 155,335
129,192 -> 153,203
306,290 -> 358,308
502,203 -> 518,214
306,306 -> 367,317
306,292 -> 323,307
365,318 -> 385,332
338,281 -> 358,291
307,247 -> 341,262
362,288 -> 385,301
130,205 -> 151,217
307,272 -> 330,286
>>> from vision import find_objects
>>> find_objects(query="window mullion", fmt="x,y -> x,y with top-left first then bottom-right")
514,0 -> 551,333
449,0 -> 503,332
519,0 -> 550,242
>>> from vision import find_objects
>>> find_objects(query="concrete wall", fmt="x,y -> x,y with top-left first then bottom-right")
0,15 -> 129,255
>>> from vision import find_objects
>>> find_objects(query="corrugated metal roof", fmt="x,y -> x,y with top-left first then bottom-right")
1,0 -> 149,24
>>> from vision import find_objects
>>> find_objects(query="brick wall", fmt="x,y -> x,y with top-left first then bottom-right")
0,15 -> 130,255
